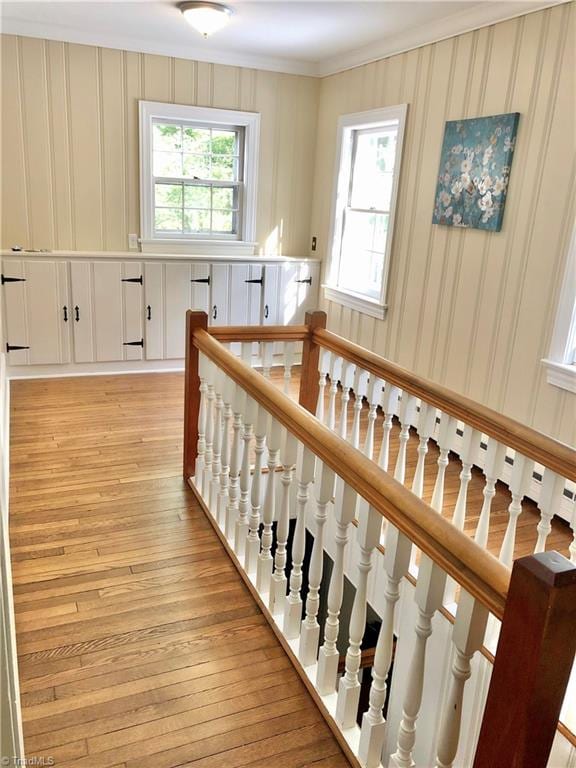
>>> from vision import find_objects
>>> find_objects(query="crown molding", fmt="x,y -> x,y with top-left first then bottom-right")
1,1 -> 567,79
0,16 -> 318,76
317,0 -> 566,77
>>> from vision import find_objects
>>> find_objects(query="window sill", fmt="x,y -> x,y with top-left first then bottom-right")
323,285 -> 387,319
542,359 -> 576,394
140,239 -> 257,256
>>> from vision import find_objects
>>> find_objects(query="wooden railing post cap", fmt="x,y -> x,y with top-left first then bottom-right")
186,310 -> 209,330
305,310 -> 327,329
517,550 -> 576,588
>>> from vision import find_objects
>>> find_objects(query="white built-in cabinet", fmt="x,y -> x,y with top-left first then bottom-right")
1,255 -> 319,369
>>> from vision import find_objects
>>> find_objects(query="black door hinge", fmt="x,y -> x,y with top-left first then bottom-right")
296,277 -> 312,285
191,277 -> 210,284
1,275 -> 26,285
123,339 -> 144,347
121,276 -> 143,284
6,343 -> 30,353
244,278 -> 263,285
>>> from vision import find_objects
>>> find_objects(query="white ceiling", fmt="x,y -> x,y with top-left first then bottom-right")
1,0 -> 562,76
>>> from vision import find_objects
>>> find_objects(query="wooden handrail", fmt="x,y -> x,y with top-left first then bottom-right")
191,319 -> 510,619
314,327 -> 576,482
208,324 -> 309,342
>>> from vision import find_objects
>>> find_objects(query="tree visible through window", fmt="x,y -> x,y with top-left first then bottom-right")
152,122 -> 243,237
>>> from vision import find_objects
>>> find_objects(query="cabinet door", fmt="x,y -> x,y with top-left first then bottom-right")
210,264 -> 230,326
262,265 -> 281,326
2,259 -> 70,365
278,261 -> 301,326
190,263 -> 211,315
70,262 -> 95,363
92,262 -> 125,362
296,262 -> 320,322
144,263 -> 164,361
164,263 -> 192,359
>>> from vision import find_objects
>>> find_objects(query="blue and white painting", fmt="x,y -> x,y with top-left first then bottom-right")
432,113 -> 520,232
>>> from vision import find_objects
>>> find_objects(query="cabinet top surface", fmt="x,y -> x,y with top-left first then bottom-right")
1,250 -> 321,264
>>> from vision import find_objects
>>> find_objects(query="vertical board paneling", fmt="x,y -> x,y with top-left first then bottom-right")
310,3 -> 575,442
1,34 -> 318,257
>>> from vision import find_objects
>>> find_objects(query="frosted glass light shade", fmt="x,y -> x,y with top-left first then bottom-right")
179,2 -> 233,37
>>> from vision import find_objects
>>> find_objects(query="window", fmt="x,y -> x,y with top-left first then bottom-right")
542,226 -> 576,393
325,105 -> 407,319
139,102 -> 260,254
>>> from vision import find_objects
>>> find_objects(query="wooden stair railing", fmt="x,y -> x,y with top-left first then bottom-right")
183,309 -> 576,768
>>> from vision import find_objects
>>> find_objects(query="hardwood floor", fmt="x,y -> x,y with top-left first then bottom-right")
9,373 -> 350,768
8,369 -> 571,767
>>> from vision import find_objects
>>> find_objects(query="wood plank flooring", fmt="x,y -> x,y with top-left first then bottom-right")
9,373 -> 351,768
8,369 -> 571,767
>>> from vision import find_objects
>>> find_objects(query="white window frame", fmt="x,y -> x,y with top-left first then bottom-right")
542,225 -> 576,393
324,104 -> 408,319
139,101 -> 260,255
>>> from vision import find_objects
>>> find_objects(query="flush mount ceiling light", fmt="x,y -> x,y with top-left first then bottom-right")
179,1 -> 234,38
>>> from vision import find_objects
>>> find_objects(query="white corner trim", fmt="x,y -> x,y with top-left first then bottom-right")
542,359 -> 576,394
139,239 -> 257,256
323,285 -> 387,320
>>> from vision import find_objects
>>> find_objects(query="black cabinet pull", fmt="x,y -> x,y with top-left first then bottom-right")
63,306 -> 68,322
191,277 -> 210,284
121,276 -> 143,284
1,275 -> 26,285
244,278 -> 263,285
146,305 -> 152,321
264,304 -> 269,319
74,305 -> 80,322
123,339 -> 144,347
212,305 -> 217,320
296,277 -> 312,285
6,343 -> 30,353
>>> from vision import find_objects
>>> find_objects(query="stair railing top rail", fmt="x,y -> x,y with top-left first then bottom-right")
312,324 -> 576,482
188,314 -> 510,619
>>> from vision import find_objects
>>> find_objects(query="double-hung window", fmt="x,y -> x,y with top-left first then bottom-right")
325,105 -> 407,318
139,102 -> 260,254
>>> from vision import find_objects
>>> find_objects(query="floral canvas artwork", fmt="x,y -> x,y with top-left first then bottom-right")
432,113 -> 520,231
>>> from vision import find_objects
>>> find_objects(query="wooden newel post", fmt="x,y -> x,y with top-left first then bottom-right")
473,551 -> 576,768
183,310 -> 208,481
299,310 -> 327,415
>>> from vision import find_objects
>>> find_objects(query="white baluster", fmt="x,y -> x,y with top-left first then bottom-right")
434,592 -> 488,768
327,354 -> 343,431
431,414 -> 457,513
194,361 -> 208,492
336,504 -> 382,729
235,394 -> 257,555
284,445 -> 316,639
269,431 -> 298,614
202,372 -> 215,500
570,499 -> 576,564
351,368 -> 370,449
394,394 -> 418,485
225,383 -> 244,541
217,375 -> 234,528
317,349 -> 331,423
412,403 -> 438,499
210,371 -> 224,512
338,361 -> 355,440
474,438 -> 506,549
283,341 -> 295,394
257,416 -> 282,594
499,453 -> 534,568
364,375 -> 384,461
452,426 -> 481,531
316,483 -> 356,694
390,555 -> 447,768
379,384 -> 400,472
261,341 -> 274,378
535,468 -> 565,553
244,404 -> 267,575
359,526 -> 412,767
299,462 -> 335,667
